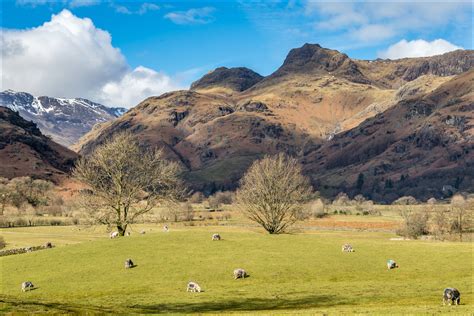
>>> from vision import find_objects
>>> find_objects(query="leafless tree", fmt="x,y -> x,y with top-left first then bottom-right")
450,194 -> 472,241
236,153 -> 313,234
73,132 -> 184,236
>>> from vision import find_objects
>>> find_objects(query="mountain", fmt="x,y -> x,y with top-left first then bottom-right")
303,70 -> 474,202
76,44 -> 474,199
0,106 -> 77,182
0,90 -> 126,147
190,67 -> 264,92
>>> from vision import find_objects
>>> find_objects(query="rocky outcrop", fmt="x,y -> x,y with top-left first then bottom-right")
190,67 -> 263,92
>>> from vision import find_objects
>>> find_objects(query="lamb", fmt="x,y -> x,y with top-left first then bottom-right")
387,259 -> 398,269
110,231 -> 119,239
21,281 -> 34,292
342,244 -> 354,252
212,233 -> 221,241
233,268 -> 248,279
187,281 -> 202,293
163,225 -> 169,232
125,258 -> 135,269
443,288 -> 461,305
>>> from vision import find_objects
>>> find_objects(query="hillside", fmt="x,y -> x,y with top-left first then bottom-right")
0,107 -> 77,182
76,44 -> 474,199
304,70 -> 474,202
0,90 -> 126,147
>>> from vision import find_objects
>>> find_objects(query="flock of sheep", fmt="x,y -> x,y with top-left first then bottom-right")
20,230 -> 462,306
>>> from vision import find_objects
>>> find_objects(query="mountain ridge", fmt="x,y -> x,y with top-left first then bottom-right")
0,90 -> 126,147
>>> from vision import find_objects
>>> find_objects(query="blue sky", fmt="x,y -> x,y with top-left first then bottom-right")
1,1 -> 472,107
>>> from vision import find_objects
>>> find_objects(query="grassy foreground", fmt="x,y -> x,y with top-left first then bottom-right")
0,227 -> 472,314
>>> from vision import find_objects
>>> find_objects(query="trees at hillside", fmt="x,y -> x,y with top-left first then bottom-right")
236,153 -> 313,234
73,132 -> 184,236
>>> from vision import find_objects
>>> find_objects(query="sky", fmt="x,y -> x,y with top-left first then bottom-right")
1,0 -> 472,108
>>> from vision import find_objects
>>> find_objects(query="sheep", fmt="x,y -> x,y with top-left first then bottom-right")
163,225 -> 169,232
187,281 -> 202,293
140,230 -> 146,235
387,259 -> 398,269
342,244 -> 354,252
110,231 -> 119,239
125,258 -> 135,269
21,281 -> 34,292
126,232 -> 131,236
443,288 -> 461,305
44,242 -> 53,248
212,233 -> 221,241
233,268 -> 248,279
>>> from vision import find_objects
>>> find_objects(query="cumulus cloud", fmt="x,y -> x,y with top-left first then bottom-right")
378,39 -> 463,59
100,66 -> 181,107
164,7 -> 215,25
1,10 -> 180,108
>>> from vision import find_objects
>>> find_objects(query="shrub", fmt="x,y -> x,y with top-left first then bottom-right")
189,192 -> 204,203
397,209 -> 430,239
393,196 -> 419,205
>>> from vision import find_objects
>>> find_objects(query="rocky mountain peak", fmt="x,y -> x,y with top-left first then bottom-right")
190,67 -> 264,92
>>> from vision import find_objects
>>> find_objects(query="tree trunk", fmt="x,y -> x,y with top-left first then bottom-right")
117,224 -> 127,236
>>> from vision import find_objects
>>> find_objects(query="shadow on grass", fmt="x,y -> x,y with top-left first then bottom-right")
129,294 -> 348,314
1,294 -> 348,314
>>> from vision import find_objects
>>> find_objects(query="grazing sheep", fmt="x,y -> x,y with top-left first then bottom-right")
342,244 -> 354,252
443,288 -> 461,305
187,281 -> 202,292
125,259 -> 134,269
140,230 -> 146,235
233,268 -> 248,279
21,281 -> 34,292
25,247 -> 33,252
44,242 -> 53,248
212,233 -> 221,241
387,259 -> 398,269
126,232 -> 131,236
163,225 -> 169,232
110,231 -> 119,239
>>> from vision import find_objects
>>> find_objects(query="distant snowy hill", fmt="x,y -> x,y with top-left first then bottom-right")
0,90 -> 126,147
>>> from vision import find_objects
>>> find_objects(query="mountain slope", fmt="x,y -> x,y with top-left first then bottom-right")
303,70 -> 474,202
0,107 -> 77,181
76,44 -> 474,198
0,90 -> 126,147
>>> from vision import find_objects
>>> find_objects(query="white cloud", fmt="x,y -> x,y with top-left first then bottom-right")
114,2 -> 160,15
100,66 -> 181,107
1,9 -> 180,108
378,39 -> 463,59
307,1 -> 471,45
164,7 -> 215,25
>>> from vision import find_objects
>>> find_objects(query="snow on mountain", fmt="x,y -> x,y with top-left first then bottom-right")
0,90 -> 126,147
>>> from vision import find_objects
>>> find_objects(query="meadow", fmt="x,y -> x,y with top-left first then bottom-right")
0,224 -> 472,314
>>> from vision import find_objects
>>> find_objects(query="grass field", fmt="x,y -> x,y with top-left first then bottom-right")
0,226 -> 472,314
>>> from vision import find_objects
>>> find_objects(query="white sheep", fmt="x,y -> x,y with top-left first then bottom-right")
233,268 -> 248,279
21,281 -> 34,292
110,231 -> 119,239
212,233 -> 221,241
187,281 -> 202,292
342,244 -> 354,252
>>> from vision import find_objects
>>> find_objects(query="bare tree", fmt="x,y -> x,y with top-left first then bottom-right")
73,132 -> 184,236
236,153 -> 313,234
450,194 -> 472,241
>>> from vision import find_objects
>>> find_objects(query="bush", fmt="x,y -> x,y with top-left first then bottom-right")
393,196 -> 419,205
397,209 -> 429,239
189,192 -> 204,203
